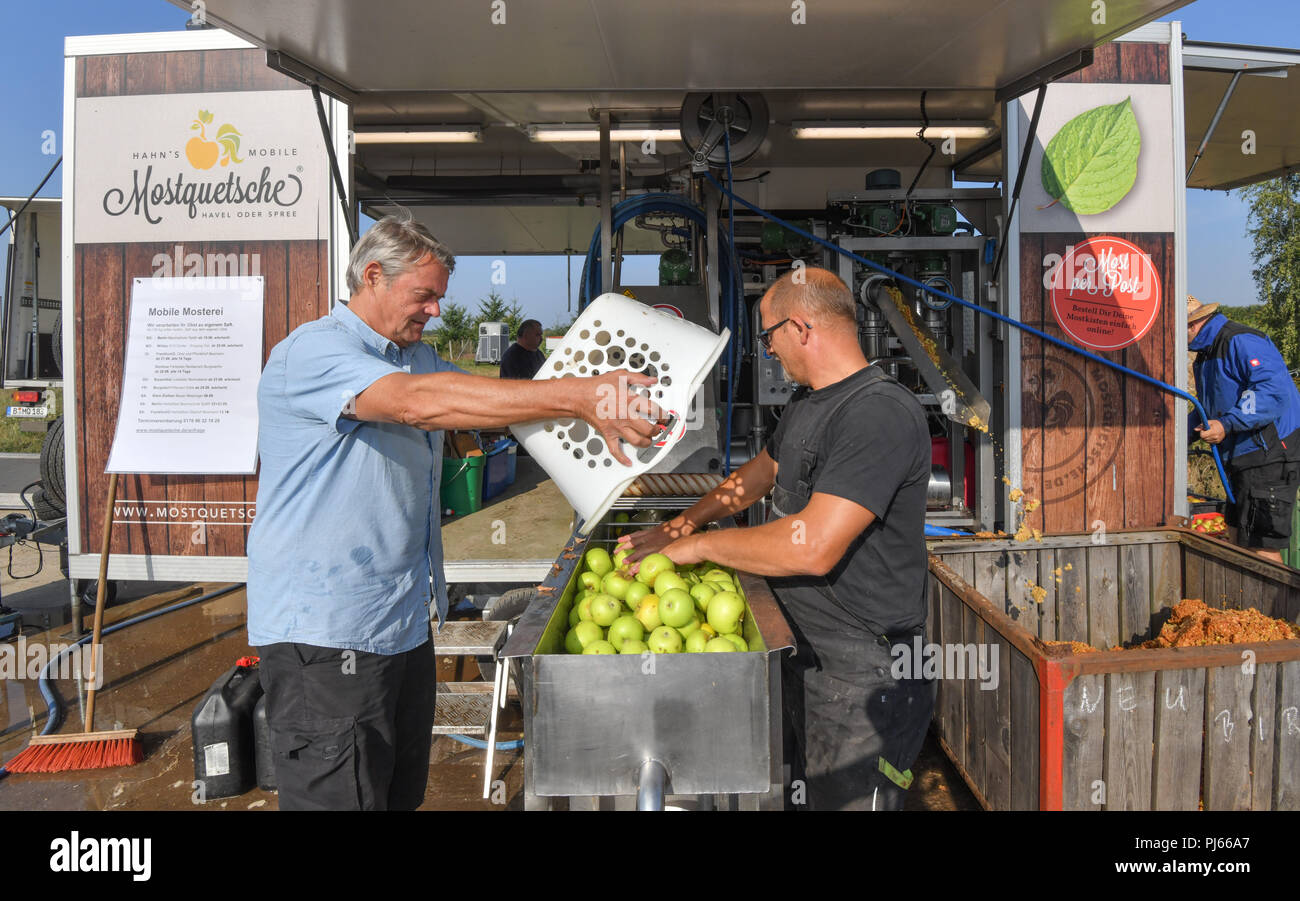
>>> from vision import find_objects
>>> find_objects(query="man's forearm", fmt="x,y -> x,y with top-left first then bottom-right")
394,372 -> 582,431
673,454 -> 776,534
691,519 -> 818,578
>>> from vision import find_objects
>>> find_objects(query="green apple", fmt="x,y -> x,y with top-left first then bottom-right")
647,626 -> 684,654
578,595 -> 596,622
653,572 -> 689,597
624,580 -> 651,608
659,589 -> 696,629
677,616 -> 702,640
590,594 -> 623,627
684,630 -> 711,653
569,620 -> 604,653
722,633 -> 749,652
689,582 -> 717,613
568,604 -> 583,628
583,640 -> 618,655
705,637 -> 738,653
579,571 -> 603,592
585,547 -> 614,577
619,639 -> 649,655
613,546 -> 632,570
607,615 -> 645,648
636,553 -> 677,586
604,570 -> 638,602
706,592 -> 745,635
634,595 -> 662,632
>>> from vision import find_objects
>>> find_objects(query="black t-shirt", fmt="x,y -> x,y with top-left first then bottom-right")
499,342 -> 546,379
765,365 -> 931,638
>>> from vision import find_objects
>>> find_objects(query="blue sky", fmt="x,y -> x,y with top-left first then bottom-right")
1,0 -> 1294,330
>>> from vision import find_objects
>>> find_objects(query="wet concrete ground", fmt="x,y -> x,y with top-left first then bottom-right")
0,575 -> 976,811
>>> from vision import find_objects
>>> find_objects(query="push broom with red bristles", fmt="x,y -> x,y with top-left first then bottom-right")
5,473 -> 142,773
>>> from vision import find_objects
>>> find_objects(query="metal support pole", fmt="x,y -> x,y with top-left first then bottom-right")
599,111 -> 613,295
613,142 -> 627,288
636,759 -> 667,811
1186,70 -> 1242,184
28,214 -> 40,380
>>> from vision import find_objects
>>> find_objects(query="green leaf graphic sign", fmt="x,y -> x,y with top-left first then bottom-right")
1041,98 -> 1141,215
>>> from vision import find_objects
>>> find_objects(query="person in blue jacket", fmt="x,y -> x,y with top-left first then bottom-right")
1187,296 -> 1300,564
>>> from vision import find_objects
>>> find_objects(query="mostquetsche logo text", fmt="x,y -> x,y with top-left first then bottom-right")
100,108 -> 303,223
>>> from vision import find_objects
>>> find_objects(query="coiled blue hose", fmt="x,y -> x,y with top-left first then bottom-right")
701,171 -> 1236,505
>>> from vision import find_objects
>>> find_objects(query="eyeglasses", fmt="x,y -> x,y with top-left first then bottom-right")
758,318 -> 810,350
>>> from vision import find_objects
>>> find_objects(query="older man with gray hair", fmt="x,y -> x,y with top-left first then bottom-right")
248,210 -> 661,810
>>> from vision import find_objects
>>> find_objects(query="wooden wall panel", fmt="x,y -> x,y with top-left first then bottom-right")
1018,42 -> 1176,536
73,49 -> 327,561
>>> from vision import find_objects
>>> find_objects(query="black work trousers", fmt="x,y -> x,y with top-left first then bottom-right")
258,628 -> 436,811
783,629 -> 936,811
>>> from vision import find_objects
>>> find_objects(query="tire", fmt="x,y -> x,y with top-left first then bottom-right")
39,417 -> 65,513
51,310 -> 62,376
30,487 -> 62,522
76,579 -> 118,609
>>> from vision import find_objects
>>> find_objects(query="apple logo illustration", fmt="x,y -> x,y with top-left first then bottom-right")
186,109 -> 245,170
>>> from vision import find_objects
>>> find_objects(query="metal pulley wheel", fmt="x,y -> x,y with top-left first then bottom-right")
679,92 -> 769,169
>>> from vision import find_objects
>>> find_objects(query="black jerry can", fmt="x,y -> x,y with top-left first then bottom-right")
191,657 -> 263,799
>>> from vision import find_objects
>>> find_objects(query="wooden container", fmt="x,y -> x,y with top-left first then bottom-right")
925,528 -> 1300,810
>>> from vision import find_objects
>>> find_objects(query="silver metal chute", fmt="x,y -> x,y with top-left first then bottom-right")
861,280 -> 992,432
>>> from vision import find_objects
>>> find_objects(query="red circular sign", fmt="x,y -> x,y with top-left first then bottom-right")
652,303 -> 684,319
1048,236 -> 1161,351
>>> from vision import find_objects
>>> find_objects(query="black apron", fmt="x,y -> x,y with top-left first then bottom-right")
768,368 -> 935,810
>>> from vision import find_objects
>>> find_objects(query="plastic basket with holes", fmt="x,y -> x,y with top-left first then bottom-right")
510,293 -> 730,533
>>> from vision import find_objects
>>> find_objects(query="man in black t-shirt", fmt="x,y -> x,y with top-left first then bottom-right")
499,319 -> 546,379
620,267 -> 933,810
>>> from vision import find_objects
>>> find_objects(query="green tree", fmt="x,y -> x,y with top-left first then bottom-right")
503,299 -> 526,340
1240,173 -> 1300,372
475,290 -> 510,329
425,301 -> 476,360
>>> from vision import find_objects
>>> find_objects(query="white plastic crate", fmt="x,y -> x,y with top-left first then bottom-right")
510,293 -> 730,532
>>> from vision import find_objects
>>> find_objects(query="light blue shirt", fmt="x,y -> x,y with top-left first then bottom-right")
247,301 -> 462,654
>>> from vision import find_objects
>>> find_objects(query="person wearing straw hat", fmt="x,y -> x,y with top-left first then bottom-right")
247,210 -> 664,810
621,267 -> 933,811
1187,295 -> 1300,564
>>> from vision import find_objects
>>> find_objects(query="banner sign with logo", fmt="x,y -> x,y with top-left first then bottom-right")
73,90 -> 329,244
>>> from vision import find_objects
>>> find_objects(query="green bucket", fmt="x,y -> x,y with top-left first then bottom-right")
441,455 -> 485,516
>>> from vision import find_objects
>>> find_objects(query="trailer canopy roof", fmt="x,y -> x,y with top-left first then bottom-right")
172,0 -> 1188,95
161,1 -> 1193,252
1183,41 -> 1300,190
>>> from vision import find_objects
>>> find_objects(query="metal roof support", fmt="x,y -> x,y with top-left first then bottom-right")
1185,70 -> 1242,184
994,48 -> 1092,103
600,110 -> 613,294
312,85 -> 358,247
991,84 -> 1047,286
265,50 -> 358,105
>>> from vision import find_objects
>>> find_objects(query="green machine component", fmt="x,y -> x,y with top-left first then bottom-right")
912,204 -> 958,236
760,220 -> 813,256
658,248 -> 694,285
917,253 -> 948,278
846,204 -> 900,235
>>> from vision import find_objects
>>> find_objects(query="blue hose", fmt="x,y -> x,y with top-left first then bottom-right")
445,734 -> 524,751
701,171 -> 1237,505
924,524 -> 971,537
